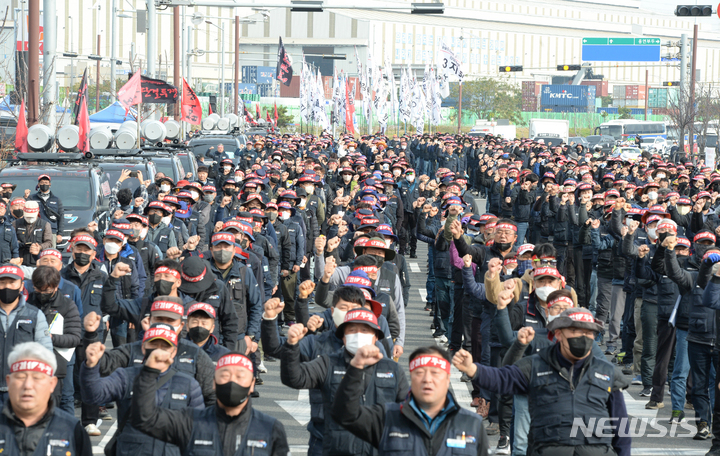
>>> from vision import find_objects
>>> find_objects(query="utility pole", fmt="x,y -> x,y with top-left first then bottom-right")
644,69 -> 648,121
96,35 -> 101,112
27,0 -> 39,125
42,0 -> 56,130
147,0 -> 157,78
234,16 -> 239,115
690,24 -> 698,160
173,7 -> 180,119
220,22 -> 225,115
110,0 -> 117,102
457,82 -> 462,134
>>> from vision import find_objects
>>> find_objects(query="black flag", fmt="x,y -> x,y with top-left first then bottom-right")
73,68 -> 88,125
276,37 -> 293,87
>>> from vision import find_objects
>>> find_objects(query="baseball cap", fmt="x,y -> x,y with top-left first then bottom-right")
143,324 -> 179,347
186,302 -> 217,319
150,297 -> 185,320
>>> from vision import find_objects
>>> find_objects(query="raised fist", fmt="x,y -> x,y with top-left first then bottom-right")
350,345 -> 383,369
298,280 -> 316,300
83,312 -> 102,333
463,254 -> 473,268
85,342 -> 105,368
286,323 -> 308,345
517,326 -> 535,345
263,298 -> 284,319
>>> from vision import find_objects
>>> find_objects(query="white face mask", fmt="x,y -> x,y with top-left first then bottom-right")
190,190 -> 200,200
140,227 -> 148,239
406,175 -> 415,183
349,147 -> 355,152
647,191 -> 658,200
656,174 -> 666,179
299,198 -> 306,207
162,215 -> 172,226
393,170 -> 402,177
280,211 -> 291,221
343,175 -> 352,182
344,332 -> 375,354
223,166 -> 232,172
304,186 -> 315,195
505,267 -> 516,275
547,314 -> 559,323
337,211 -> 345,218
23,214 -> 37,224
678,206 -> 691,215
160,184 -> 171,193
647,227 -> 657,239
104,242 -> 121,255
332,308 -> 347,328
535,286 -> 556,301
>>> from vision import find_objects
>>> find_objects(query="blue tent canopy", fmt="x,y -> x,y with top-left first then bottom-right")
89,101 -> 138,123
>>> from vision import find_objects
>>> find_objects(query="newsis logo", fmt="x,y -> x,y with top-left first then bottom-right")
570,417 -> 698,438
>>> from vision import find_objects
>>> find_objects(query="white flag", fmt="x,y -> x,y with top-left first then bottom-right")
438,39 -> 465,82
299,59 -> 309,122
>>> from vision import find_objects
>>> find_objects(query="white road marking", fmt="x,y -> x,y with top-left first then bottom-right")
92,421 -> 117,454
276,389 -> 311,426
409,262 -> 420,273
631,450 -> 707,455
622,391 -> 659,420
433,332 -> 473,411
419,289 -> 427,302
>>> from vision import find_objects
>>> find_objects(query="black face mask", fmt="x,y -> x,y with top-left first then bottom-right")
566,336 -> 593,358
154,280 -> 175,296
496,242 -> 513,252
216,381 -> 251,407
0,287 -> 20,305
37,291 -> 55,305
270,177 -> 279,184
148,213 -> 163,226
188,326 -> 211,344
2,192 -> 11,199
73,253 -> 91,267
11,209 -> 23,219
224,188 -> 235,196
38,184 -> 50,192
658,232 -> 669,243
695,243 -> 711,258
372,254 -> 385,268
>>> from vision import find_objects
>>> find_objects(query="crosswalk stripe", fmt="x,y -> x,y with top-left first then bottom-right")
409,262 -> 420,273
92,421 -> 117,454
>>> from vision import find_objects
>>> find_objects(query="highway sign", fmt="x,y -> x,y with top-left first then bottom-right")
581,37 -> 661,62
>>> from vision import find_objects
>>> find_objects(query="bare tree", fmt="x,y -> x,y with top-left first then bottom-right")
667,83 -> 696,161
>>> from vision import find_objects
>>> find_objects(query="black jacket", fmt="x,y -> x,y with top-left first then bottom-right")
330,365 -> 489,456
130,366 -> 288,456
26,291 -> 81,379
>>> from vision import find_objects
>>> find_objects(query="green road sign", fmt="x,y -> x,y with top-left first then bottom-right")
582,38 -> 607,45
582,37 -> 661,46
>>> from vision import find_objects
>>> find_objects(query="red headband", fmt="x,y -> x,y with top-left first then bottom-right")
495,223 -> 517,232
216,354 -> 254,372
695,232 -> 717,243
409,355 -> 451,374
568,311 -> 596,323
155,266 -> 180,280
353,266 -> 378,275
10,360 -> 54,377
38,249 -> 62,261
23,206 -> 39,214
548,295 -> 574,309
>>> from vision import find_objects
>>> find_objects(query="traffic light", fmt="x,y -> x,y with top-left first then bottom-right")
663,81 -> 680,86
499,66 -> 523,73
557,64 -> 582,71
674,5 -> 712,16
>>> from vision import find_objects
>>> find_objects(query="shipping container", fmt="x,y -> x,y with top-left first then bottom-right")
580,80 -> 609,97
257,83 -> 273,97
522,81 -> 547,97
612,85 -> 626,99
539,85 -> 595,107
242,66 -> 277,84
614,99 -> 626,107
597,107 -> 619,115
625,85 -> 647,99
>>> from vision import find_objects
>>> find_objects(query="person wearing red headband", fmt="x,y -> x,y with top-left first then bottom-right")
454,307 -> 630,456
330,345 -> 488,456
12,200 -> 52,267
1,342 -> 92,456
81,323 -> 203,454
28,175 -> 65,246
131,351 -> 289,456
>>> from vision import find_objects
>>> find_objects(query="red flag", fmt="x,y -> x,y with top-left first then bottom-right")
345,77 -> 355,135
117,71 -> 142,112
181,78 -> 202,125
77,97 -> 90,154
255,103 -> 260,120
266,110 -> 271,123
14,99 -> 27,153
208,102 -> 213,115
274,102 -> 278,124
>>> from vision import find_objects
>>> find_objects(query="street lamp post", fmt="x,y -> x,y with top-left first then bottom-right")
110,0 -> 117,101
